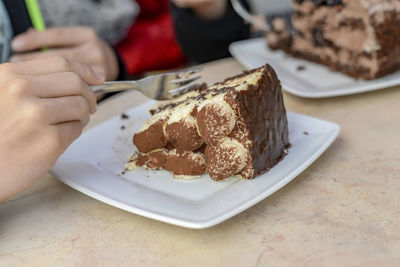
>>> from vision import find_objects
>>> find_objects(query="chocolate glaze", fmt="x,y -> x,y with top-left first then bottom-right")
225,66 -> 289,177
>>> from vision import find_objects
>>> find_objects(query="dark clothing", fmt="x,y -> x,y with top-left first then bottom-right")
2,0 -> 32,36
170,0 -> 251,64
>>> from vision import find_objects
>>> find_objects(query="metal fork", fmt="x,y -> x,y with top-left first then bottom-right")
91,67 -> 202,100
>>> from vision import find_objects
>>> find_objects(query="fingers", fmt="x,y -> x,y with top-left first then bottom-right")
10,47 -> 79,63
51,121 -> 84,153
5,56 -> 104,85
10,45 -> 107,80
10,41 -> 104,64
11,27 -> 99,52
40,96 -> 92,126
28,72 -> 97,114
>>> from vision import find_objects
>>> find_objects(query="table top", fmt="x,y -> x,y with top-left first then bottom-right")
1,58 -> 400,266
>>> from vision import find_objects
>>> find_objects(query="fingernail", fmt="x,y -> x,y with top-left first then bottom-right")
90,104 -> 97,114
11,37 -> 25,51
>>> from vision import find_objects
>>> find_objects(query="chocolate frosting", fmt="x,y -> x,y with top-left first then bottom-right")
225,66 -> 289,176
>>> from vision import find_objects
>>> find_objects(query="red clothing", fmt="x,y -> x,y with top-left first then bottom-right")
116,0 -> 186,75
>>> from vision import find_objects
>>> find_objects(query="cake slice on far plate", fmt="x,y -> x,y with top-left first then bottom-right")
267,0 -> 400,80
125,65 -> 290,181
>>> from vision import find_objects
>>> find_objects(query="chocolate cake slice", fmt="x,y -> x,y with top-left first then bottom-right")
266,0 -> 400,79
125,65 -> 289,181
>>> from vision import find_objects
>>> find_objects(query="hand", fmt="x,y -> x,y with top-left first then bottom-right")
0,56 -> 104,203
172,0 -> 228,19
10,27 -> 119,81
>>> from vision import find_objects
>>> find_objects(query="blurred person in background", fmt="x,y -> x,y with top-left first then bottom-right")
170,0 -> 251,64
3,0 -> 292,81
170,0 -> 292,64
3,0 -> 187,82
3,0 -> 137,81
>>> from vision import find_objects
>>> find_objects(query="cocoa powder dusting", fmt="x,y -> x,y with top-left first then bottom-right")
164,152 -> 206,176
133,119 -> 167,153
196,102 -> 235,145
165,120 -> 203,151
205,144 -> 245,181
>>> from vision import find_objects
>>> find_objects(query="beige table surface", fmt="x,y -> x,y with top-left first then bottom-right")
1,58 -> 400,266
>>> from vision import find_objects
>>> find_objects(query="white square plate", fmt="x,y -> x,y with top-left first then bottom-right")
229,38 -> 400,98
51,101 -> 340,229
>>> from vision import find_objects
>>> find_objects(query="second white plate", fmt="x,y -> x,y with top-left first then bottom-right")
229,38 -> 400,98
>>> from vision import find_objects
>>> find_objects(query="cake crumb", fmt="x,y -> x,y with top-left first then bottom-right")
121,113 -> 130,120
297,65 -> 306,71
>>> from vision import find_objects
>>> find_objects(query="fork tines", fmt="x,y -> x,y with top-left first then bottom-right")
167,67 -> 203,96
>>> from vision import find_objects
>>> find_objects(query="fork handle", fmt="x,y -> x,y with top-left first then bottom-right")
91,81 -> 137,93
